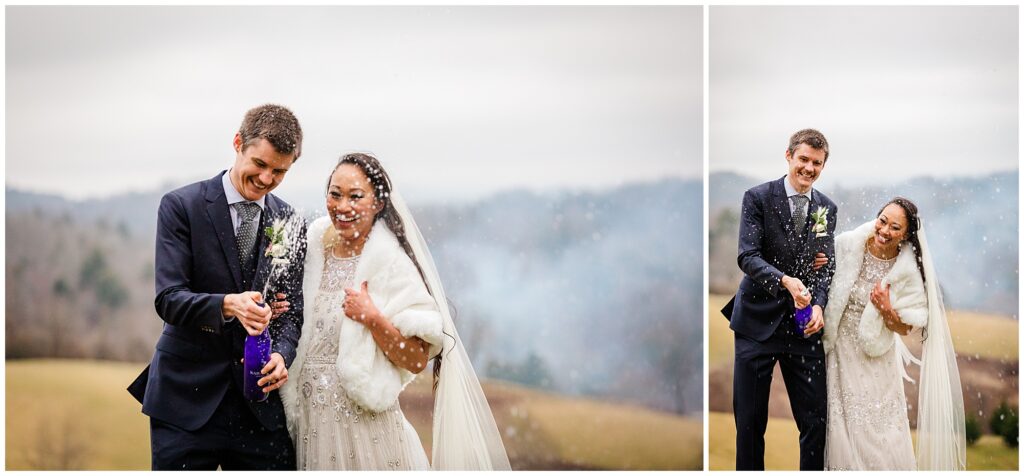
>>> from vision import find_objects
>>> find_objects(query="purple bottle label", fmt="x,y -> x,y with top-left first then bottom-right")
795,304 -> 812,337
243,329 -> 272,402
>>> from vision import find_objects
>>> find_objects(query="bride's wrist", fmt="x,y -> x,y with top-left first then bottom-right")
882,308 -> 899,324
365,309 -> 383,328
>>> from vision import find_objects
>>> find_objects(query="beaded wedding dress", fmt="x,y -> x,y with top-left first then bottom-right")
825,250 -> 915,470
293,252 -> 430,470
824,223 -> 965,471
284,191 -> 510,470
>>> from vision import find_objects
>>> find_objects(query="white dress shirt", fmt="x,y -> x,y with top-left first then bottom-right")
221,169 -> 267,323
783,175 -> 813,217
222,169 -> 266,233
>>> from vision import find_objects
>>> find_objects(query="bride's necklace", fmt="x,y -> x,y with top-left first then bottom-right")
330,245 -> 360,260
866,240 -> 898,261
331,238 -> 366,260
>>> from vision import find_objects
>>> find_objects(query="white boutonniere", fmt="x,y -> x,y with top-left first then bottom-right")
259,213 -> 304,301
264,218 -> 291,266
810,206 -> 829,237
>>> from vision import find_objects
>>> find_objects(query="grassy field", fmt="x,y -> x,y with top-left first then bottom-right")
709,411 -> 1019,470
5,359 -> 151,470
516,390 -> 702,469
708,294 -> 736,368
6,359 -> 702,470
946,309 -> 1020,362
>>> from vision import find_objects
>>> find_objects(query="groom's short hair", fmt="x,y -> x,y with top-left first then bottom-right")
788,129 -> 829,162
238,104 -> 303,160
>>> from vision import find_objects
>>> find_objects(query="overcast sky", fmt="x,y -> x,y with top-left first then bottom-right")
6,6 -> 702,203
710,6 -> 1018,188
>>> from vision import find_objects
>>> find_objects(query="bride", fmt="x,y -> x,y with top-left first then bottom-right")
279,153 -> 510,470
822,197 -> 965,470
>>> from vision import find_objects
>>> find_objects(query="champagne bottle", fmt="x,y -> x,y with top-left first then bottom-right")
795,287 -> 812,337
243,304 -> 272,402
795,303 -> 812,336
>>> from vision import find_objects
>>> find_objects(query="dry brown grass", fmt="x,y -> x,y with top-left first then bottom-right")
5,359 -> 150,469
7,359 -> 702,470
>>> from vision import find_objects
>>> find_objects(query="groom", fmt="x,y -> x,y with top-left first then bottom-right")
128,104 -> 306,469
722,129 -> 838,470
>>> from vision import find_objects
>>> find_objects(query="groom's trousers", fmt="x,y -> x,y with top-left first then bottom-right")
150,384 -> 295,470
733,319 -> 827,471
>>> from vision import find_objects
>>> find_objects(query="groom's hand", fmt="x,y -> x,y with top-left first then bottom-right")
781,275 -> 811,309
257,352 -> 288,393
804,305 -> 824,335
223,291 -> 272,336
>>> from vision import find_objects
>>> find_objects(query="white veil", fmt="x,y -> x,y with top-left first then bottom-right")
913,227 -> 967,470
390,192 -> 512,470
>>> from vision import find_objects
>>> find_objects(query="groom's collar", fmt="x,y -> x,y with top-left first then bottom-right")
222,168 -> 267,210
782,175 -> 813,201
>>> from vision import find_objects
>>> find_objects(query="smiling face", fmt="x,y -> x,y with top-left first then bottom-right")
326,163 -> 381,245
785,143 -> 827,193
229,133 -> 295,201
874,203 -> 909,254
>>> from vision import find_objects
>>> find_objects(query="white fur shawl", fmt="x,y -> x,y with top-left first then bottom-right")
822,220 -> 928,357
281,216 -> 443,434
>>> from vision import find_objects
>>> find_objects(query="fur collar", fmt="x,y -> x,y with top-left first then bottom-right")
823,220 -> 927,356
281,216 -> 443,434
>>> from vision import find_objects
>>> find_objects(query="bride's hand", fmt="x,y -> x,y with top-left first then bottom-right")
870,282 -> 897,320
812,252 -> 828,271
270,293 -> 290,319
872,282 -> 913,335
868,280 -> 901,325
343,281 -> 381,327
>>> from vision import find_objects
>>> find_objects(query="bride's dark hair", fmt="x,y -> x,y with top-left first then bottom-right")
878,196 -> 931,341
877,196 -> 925,285
326,152 -> 449,387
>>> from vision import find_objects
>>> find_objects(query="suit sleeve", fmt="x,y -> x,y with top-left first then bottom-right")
812,203 -> 839,309
153,193 -> 228,332
270,219 -> 307,368
737,189 -> 785,297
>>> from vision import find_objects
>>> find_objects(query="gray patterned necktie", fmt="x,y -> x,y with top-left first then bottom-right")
791,195 -> 809,235
235,202 -> 261,269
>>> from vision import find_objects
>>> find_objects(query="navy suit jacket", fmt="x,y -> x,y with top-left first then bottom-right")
128,171 -> 306,431
722,176 -> 838,342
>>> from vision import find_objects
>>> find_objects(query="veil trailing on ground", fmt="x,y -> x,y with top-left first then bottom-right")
390,192 -> 512,470
913,226 -> 966,470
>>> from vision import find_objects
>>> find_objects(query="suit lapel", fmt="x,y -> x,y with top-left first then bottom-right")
205,173 -> 243,292
770,177 -> 800,256
771,177 -> 795,236
252,196 -> 278,293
